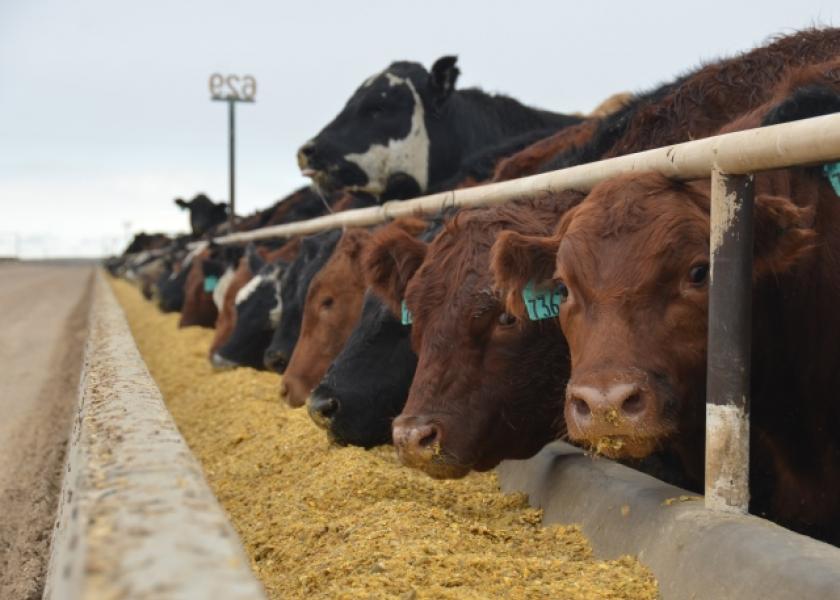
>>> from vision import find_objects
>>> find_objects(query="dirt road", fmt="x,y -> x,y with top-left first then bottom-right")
0,262 -> 94,600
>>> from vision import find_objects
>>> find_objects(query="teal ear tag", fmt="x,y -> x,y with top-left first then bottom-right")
204,275 -> 219,293
522,280 -> 561,321
824,162 -> 840,197
401,300 -> 413,325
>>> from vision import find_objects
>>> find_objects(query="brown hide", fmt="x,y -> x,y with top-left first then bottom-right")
282,219 -> 426,407
179,248 -> 218,328
363,195 -> 583,479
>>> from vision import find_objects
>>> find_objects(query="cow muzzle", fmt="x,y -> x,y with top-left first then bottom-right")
392,415 -> 470,479
565,374 -> 664,459
307,392 -> 340,430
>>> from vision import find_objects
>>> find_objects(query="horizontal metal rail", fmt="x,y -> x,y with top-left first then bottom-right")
212,112 -> 840,244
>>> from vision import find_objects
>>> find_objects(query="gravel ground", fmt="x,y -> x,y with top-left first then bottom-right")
0,262 -> 93,600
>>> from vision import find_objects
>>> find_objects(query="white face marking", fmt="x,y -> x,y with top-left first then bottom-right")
212,267 -> 235,311
235,274 -> 264,306
344,72 -> 430,194
268,278 -> 283,329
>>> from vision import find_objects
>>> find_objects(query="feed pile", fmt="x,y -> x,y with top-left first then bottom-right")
112,278 -> 658,599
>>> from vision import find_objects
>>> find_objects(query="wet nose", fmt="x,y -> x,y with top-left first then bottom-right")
263,348 -> 288,373
392,416 -> 442,467
307,393 -> 340,429
566,382 -> 649,427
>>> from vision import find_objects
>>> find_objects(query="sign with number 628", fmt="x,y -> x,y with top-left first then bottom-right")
209,73 -> 256,101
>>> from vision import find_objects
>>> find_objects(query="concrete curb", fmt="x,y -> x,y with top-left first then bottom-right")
44,273 -> 266,600
498,442 -> 840,600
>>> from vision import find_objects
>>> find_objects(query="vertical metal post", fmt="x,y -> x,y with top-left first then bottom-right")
228,98 -> 236,230
705,168 -> 754,513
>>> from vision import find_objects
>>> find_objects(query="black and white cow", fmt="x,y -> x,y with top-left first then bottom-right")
212,254 -> 288,371
298,56 -> 582,198
175,194 -> 229,237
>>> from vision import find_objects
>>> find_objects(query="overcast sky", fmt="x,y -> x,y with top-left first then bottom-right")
1,0 -> 837,257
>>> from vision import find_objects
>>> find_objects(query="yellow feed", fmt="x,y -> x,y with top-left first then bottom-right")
112,278 -> 658,599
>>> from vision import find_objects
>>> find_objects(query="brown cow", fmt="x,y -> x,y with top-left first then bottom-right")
280,219 -> 427,407
178,247 -> 218,328
363,194 -> 583,479
491,68 -> 840,541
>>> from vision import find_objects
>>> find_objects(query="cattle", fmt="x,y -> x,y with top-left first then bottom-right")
211,240 -> 302,369
307,219 -> 442,446
280,229 -> 372,407
175,194 -> 229,237
264,230 -> 342,374
123,232 -> 172,255
490,68 -> 840,541
156,242 -> 204,313
358,195 -> 583,479
282,219 -> 428,408
179,245 -> 219,328
298,56 -> 582,198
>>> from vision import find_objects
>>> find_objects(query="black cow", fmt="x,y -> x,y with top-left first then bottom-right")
213,252 -> 288,371
263,229 -> 342,373
298,56 -> 581,198
308,292 -> 415,446
175,194 -> 228,237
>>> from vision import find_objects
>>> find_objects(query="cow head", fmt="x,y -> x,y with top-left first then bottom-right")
264,230 -> 342,375
365,196 -> 579,479
280,229 -> 372,407
298,56 -> 460,196
492,172 -> 815,460
214,255 -> 287,371
175,194 -> 228,238
308,292 -> 417,447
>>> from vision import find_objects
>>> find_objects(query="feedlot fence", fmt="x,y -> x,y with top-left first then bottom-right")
212,112 -> 840,515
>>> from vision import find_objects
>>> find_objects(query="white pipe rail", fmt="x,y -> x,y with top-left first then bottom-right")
212,112 -> 840,244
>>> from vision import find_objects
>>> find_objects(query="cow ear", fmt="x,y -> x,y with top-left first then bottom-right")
428,55 -> 459,108
175,198 -> 189,210
752,194 -> 816,278
363,229 -> 427,315
491,231 -> 561,319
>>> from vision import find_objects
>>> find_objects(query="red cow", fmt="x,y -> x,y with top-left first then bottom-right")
179,247 -> 218,328
363,194 -> 583,479
491,65 -> 840,542
281,219 -> 427,407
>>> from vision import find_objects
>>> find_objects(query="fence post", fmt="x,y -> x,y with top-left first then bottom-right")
228,98 -> 236,230
705,167 -> 754,513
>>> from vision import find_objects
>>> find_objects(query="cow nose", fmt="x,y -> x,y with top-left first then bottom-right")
263,348 -> 288,373
392,416 -> 442,467
566,383 -> 649,426
307,393 -> 340,429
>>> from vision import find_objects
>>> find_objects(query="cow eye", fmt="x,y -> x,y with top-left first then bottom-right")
497,312 -> 517,327
321,297 -> 334,309
688,262 -> 709,286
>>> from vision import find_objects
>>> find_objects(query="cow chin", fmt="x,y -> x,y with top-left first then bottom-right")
397,450 -> 472,480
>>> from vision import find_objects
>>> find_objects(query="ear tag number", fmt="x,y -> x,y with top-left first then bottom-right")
522,280 -> 561,321
401,300 -> 413,325
824,162 -> 840,197
204,275 -> 219,293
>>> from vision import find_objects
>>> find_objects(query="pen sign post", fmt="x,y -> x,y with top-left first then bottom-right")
209,74 -> 256,230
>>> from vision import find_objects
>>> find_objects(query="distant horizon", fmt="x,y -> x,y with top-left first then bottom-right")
2,0 -> 837,257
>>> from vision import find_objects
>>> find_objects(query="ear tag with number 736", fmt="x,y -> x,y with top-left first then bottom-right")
522,280 -> 562,321
401,300 -> 413,325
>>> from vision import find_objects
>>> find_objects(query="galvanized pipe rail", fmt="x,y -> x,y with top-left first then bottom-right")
211,112 -> 840,514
